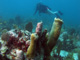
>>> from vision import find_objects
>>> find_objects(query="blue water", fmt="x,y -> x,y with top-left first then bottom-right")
0,0 -> 80,27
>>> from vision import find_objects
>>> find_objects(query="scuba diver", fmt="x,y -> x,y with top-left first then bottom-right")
34,3 -> 63,18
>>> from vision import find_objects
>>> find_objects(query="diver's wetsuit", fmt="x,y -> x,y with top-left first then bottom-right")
34,3 -> 51,16
34,3 -> 63,18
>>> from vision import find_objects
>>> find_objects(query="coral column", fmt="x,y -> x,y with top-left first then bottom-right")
47,18 -> 63,52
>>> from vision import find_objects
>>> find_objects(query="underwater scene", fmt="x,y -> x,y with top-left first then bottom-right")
0,0 -> 80,60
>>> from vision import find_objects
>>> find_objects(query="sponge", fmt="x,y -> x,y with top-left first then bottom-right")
47,18 -> 63,51
26,33 -> 38,59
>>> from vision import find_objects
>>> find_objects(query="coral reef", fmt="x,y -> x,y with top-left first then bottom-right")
0,17 -> 63,60
0,29 -> 31,60
0,14 -> 80,60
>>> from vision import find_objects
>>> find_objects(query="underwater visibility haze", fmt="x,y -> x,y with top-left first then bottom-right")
0,0 -> 80,60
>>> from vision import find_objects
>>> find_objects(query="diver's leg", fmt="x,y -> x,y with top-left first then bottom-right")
47,9 -> 61,18
47,9 -> 63,15
47,8 -> 58,15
